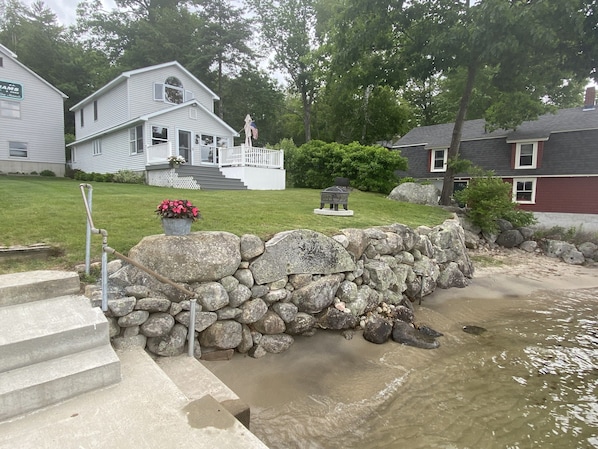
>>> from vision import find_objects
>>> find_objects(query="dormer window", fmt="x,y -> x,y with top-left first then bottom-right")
514,141 -> 538,169
430,148 -> 447,172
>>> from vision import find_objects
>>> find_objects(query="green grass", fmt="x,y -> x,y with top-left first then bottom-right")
0,176 -> 452,274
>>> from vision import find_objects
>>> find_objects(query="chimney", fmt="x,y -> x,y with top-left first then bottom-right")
583,86 -> 596,111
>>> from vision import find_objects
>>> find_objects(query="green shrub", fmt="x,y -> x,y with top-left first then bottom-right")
455,171 -> 536,233
283,139 -> 407,194
112,170 -> 145,184
40,170 -> 56,177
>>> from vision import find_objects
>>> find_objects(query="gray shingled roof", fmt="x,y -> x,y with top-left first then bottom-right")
393,107 -> 598,149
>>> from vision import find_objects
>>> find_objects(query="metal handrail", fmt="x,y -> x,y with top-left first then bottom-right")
79,184 -> 198,356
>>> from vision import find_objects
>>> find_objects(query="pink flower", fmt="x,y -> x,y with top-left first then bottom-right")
155,198 -> 201,221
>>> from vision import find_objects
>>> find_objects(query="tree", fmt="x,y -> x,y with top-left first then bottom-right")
195,0 -> 254,118
219,68 -> 285,145
248,0 -> 321,142
327,0 -> 594,204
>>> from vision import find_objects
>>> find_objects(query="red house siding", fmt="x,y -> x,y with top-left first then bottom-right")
514,177 -> 598,214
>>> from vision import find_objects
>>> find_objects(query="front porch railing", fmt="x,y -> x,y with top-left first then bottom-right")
146,142 -> 172,165
146,143 -> 284,170
219,145 -> 284,169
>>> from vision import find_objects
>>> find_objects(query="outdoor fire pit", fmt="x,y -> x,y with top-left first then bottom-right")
320,186 -> 349,211
315,178 -> 354,216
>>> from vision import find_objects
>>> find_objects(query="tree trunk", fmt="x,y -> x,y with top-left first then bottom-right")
302,89 -> 312,142
439,62 -> 477,205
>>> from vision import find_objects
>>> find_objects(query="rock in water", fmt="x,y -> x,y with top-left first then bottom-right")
417,324 -> 444,337
391,320 -> 439,349
462,325 -> 487,335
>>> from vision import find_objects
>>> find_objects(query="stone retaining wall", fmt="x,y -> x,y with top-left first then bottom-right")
96,219 -> 474,359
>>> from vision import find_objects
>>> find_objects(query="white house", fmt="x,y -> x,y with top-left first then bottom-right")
0,44 -> 67,176
69,61 -> 285,190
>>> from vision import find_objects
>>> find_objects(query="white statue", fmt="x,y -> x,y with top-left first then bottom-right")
244,114 -> 258,147
244,114 -> 253,147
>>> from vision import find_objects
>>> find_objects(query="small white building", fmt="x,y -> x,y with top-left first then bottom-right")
69,61 -> 285,190
0,44 -> 67,176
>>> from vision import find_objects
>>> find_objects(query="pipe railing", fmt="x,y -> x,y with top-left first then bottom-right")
79,183 -> 198,356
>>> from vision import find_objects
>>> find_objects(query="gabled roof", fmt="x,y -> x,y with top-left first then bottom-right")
69,61 -> 219,111
0,43 -> 68,99
393,107 -> 598,149
67,100 -> 239,147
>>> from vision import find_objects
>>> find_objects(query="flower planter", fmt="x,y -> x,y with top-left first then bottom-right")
162,218 -> 193,236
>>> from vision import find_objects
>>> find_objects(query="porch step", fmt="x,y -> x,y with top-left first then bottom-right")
177,165 -> 248,190
0,271 -> 120,422
0,295 -> 109,373
0,345 -> 121,422
0,270 -> 80,307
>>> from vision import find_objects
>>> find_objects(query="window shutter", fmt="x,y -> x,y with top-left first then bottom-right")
154,83 -> 164,101
510,143 -> 516,169
185,90 -> 194,101
537,141 -> 543,168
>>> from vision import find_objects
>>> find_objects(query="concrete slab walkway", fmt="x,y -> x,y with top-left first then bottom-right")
0,347 -> 268,449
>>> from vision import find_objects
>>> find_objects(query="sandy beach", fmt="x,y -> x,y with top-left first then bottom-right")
430,246 -> 598,303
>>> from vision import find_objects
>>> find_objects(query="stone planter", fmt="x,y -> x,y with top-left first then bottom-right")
161,218 -> 193,236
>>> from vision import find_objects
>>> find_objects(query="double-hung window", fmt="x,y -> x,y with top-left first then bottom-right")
514,142 -> 538,169
1,100 -> 20,118
430,149 -> 448,172
130,125 -> 144,155
92,139 -> 102,155
513,178 -> 536,204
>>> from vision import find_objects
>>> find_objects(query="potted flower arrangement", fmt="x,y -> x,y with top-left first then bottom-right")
167,155 -> 186,168
156,199 -> 200,235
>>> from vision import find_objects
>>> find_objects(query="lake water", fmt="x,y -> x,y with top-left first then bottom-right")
204,285 -> 598,449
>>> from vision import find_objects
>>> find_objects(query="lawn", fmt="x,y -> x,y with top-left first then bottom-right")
0,176 -> 452,274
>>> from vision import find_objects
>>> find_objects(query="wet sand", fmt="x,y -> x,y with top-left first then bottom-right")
203,251 -> 598,448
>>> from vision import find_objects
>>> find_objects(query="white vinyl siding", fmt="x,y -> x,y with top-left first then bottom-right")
129,66 -> 215,119
72,129 -> 148,174
0,99 -> 20,118
0,47 -> 65,175
74,82 -> 128,139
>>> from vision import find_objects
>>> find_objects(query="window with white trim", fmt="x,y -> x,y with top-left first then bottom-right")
9,141 -> 27,157
430,149 -> 447,172
152,126 -> 168,145
130,125 -> 144,154
1,100 -> 20,118
92,139 -> 102,155
513,178 -> 536,204
515,142 -> 538,169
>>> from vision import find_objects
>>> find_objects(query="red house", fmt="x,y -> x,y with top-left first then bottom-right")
391,87 -> 598,231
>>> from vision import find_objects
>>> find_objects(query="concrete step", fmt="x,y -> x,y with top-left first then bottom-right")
0,348 -> 268,449
156,354 -> 251,428
0,270 -> 80,307
0,295 -> 109,373
0,345 -> 121,422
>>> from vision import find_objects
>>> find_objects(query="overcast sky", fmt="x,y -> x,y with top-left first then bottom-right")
25,0 -> 117,26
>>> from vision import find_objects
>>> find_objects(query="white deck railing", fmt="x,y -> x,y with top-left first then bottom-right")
219,145 -> 284,169
146,143 -> 283,170
146,142 -> 173,165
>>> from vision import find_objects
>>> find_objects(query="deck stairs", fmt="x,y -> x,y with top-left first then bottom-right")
0,271 -> 121,422
177,165 -> 247,190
